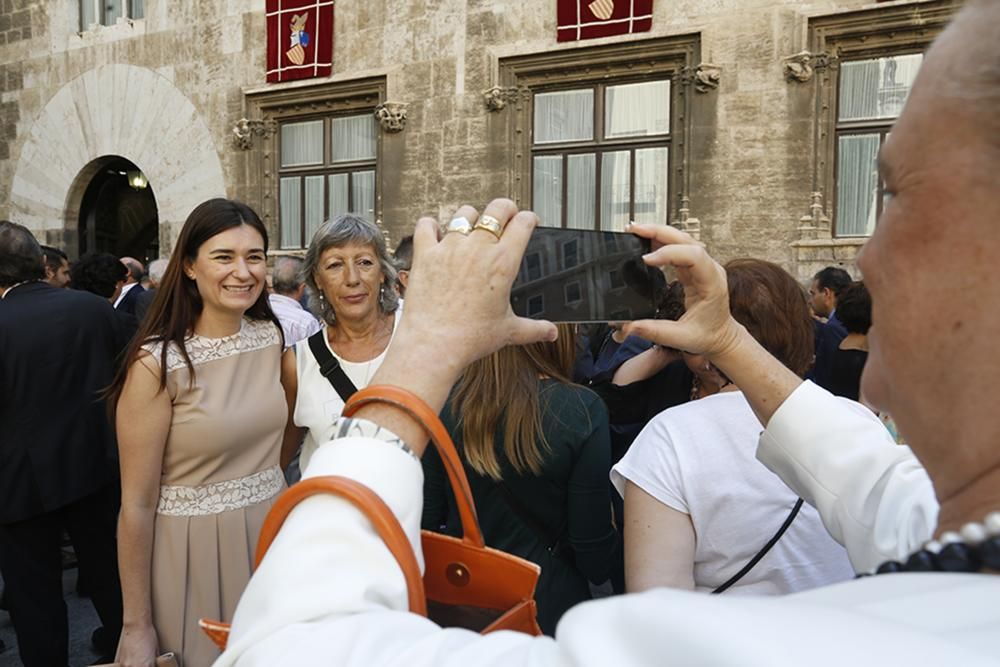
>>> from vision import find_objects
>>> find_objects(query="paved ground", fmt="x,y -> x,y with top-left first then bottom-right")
0,568 -> 104,667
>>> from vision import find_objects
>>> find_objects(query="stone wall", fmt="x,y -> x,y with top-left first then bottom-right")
0,0 -> 954,277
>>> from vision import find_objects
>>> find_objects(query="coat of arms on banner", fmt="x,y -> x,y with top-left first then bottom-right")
556,0 -> 654,42
266,0 -> 334,83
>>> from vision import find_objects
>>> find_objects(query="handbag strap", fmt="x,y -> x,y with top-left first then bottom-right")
344,385 -> 484,548
200,474 -> 429,651
307,330 -> 358,402
711,498 -> 804,594
253,475 -> 427,614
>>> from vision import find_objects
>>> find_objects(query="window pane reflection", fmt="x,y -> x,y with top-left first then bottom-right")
566,153 -> 596,230
281,120 -> 324,167
839,54 -> 923,121
605,80 -> 670,139
533,156 -> 563,228
332,115 -> 376,162
279,177 -> 301,249
533,90 -> 594,144
634,147 -> 668,226
601,151 -> 631,231
352,170 -> 376,220
304,175 -> 325,243
836,134 -> 880,236
328,173 -> 349,218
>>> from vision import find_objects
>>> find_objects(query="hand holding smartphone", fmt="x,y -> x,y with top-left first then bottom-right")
511,227 -> 663,324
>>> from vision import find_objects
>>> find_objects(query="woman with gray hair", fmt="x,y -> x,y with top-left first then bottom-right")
279,214 -> 401,474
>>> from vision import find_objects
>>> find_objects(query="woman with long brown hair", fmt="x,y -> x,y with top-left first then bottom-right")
109,199 -> 289,667
421,324 -> 619,635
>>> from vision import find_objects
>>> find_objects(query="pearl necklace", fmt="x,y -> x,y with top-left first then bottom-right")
865,511 -> 1000,576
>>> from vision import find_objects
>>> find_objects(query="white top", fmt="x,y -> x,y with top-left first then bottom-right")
268,293 -> 321,349
215,382 -> 997,667
293,305 -> 402,472
612,391 -> 855,594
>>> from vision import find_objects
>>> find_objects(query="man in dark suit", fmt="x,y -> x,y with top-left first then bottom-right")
114,255 -> 145,316
133,257 -> 167,323
808,266 -> 851,391
0,221 -> 124,666
72,252 -> 140,345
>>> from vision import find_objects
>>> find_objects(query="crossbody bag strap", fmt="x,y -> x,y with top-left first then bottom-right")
307,330 -> 358,403
711,498 -> 804,594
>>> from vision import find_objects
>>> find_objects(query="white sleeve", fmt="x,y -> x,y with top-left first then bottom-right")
755,381 -> 937,572
215,433 -> 562,666
610,417 -> 689,514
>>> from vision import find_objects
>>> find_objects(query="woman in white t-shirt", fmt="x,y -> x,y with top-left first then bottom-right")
612,259 -> 855,595
279,215 -> 402,475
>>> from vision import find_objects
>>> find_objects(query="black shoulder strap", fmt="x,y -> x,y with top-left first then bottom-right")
711,498 -> 804,594
307,330 -> 358,403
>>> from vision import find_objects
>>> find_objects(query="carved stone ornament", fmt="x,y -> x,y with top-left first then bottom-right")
797,191 -> 832,240
694,64 -> 721,93
671,197 -> 701,241
374,102 -> 408,133
232,118 -> 276,150
680,64 -> 721,93
483,86 -> 521,112
783,51 -> 834,83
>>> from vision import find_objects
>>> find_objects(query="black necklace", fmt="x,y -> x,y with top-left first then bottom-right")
861,511 -> 1000,576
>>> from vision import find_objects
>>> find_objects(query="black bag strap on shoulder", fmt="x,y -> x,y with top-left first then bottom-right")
711,498 -> 804,594
307,330 -> 358,403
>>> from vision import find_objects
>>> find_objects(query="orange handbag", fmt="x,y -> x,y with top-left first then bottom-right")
200,385 -> 543,649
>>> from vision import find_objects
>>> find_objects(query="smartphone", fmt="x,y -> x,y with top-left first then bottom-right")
510,228 -> 661,323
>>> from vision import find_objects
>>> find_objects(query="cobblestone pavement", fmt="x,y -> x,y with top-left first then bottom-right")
0,568 -> 103,667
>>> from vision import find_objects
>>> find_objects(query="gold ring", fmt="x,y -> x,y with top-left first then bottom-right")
445,216 -> 472,235
472,215 -> 503,240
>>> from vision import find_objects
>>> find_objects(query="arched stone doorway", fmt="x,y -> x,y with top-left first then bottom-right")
75,156 -> 159,261
9,64 -> 227,257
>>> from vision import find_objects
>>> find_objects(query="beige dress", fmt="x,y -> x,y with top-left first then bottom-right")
143,318 -> 286,667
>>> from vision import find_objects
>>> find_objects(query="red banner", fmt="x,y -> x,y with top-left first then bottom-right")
557,0 -> 654,42
266,0 -> 334,83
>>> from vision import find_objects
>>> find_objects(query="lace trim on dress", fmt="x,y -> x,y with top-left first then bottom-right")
141,318 -> 280,374
156,465 -> 284,516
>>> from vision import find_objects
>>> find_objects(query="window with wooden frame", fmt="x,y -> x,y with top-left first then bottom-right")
499,35 -> 699,231
244,78 -> 385,250
278,113 -> 377,249
809,1 -> 956,237
834,54 -> 922,236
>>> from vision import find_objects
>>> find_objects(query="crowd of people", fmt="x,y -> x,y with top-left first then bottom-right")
0,2 -> 997,665
0,199 -> 878,667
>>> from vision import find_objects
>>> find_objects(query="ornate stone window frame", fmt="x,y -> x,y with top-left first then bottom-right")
789,0 -> 956,281
243,78 -> 387,251
497,34 -> 701,230
806,0 -> 957,238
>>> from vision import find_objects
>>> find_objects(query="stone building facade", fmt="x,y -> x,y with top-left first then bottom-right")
0,0 -> 958,280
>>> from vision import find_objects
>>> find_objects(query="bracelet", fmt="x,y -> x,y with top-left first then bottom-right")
343,385 -> 444,444
330,416 -> 418,462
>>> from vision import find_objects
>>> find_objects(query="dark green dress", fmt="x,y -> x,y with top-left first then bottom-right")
421,380 -> 619,635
